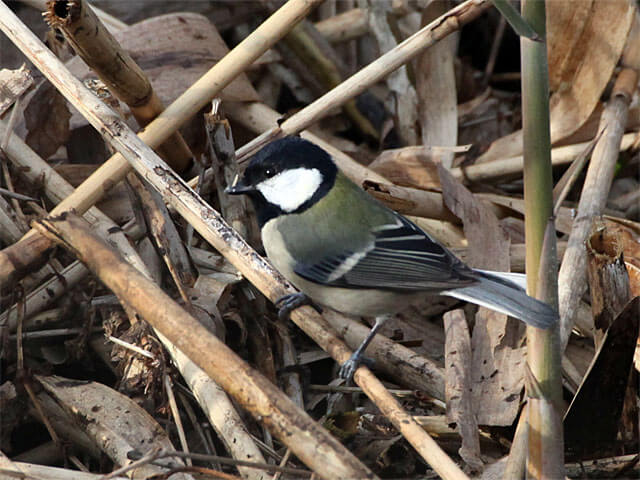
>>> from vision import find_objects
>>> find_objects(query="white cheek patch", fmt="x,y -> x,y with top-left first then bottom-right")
257,168 -> 323,212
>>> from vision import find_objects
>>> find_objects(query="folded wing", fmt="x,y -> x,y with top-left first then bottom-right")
294,213 -> 475,291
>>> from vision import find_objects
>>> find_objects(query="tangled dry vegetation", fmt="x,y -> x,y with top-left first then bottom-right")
0,1 -> 639,479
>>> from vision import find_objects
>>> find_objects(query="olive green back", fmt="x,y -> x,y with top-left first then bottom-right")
274,172 -> 396,265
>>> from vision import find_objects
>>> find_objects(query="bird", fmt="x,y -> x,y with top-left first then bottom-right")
227,136 -> 557,380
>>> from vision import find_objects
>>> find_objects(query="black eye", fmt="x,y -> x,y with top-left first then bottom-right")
264,167 -> 276,178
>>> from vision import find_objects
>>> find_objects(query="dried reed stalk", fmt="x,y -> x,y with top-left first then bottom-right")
450,133 -> 635,183
557,69 -> 638,352
20,0 -> 127,32
322,311 -> 446,400
362,180 -> 461,222
315,0 -> 410,43
282,21 -> 378,138
45,0 -> 193,172
0,459 -> 128,480
157,332 -> 270,480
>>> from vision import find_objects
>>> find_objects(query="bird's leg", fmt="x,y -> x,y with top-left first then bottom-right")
339,314 -> 390,381
275,292 -> 322,321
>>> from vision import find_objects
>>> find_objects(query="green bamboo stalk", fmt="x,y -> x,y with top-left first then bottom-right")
520,0 -> 564,478
492,0 -> 539,41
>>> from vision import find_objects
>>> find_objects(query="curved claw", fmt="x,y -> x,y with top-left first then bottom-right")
337,315 -> 387,382
338,354 -> 375,382
338,358 -> 358,382
275,293 -> 321,321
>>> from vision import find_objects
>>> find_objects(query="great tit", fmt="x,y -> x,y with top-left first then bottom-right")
227,136 -> 557,379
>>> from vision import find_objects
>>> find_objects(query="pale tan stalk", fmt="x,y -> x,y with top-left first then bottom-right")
557,69 -> 638,352
163,338 -> 269,480
226,0 -> 490,164
314,0 -> 411,43
362,180 -> 461,222
450,133 -> 635,183
0,461 -> 128,480
282,21 -> 378,139
503,404 -> 528,480
0,261 -> 87,331
315,6 -> 370,42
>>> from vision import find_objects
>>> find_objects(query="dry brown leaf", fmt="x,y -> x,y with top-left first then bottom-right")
586,217 -> 640,374
439,166 -> 510,269
477,0 -> 635,162
36,375 -> 191,479
187,274 -> 238,338
586,220 -> 632,347
563,297 -> 640,458
67,12 -> 259,131
548,0 -> 634,141
597,217 -> 640,296
439,165 -> 526,426
0,66 -> 33,116
368,146 -> 442,190
628,263 -> 640,298
564,338 -> 595,381
24,82 -> 71,159
443,308 -> 483,472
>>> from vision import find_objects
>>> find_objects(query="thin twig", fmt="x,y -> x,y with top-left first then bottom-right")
98,447 -> 164,480
129,450 -> 313,477
164,375 -> 191,466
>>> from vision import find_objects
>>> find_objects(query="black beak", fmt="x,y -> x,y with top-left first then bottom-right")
225,178 -> 255,195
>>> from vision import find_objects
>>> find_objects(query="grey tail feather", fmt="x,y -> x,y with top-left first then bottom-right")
441,270 -> 557,329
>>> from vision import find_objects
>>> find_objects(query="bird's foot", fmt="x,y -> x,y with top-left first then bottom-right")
338,353 -> 375,382
275,293 -> 322,321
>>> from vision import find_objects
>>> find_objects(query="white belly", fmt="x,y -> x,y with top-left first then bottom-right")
262,219 -> 421,317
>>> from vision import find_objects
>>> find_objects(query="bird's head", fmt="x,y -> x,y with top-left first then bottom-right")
227,136 -> 337,224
